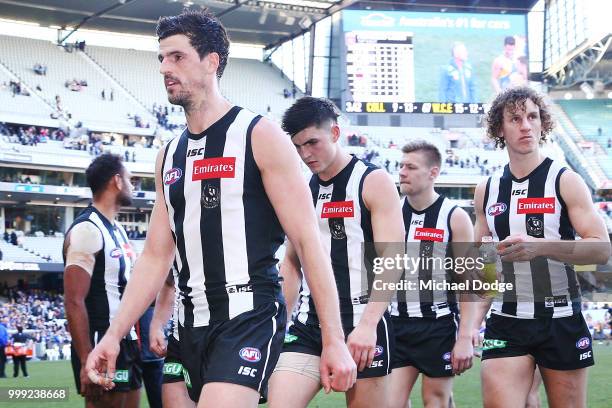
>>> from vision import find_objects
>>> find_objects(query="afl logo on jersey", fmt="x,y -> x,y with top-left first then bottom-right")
443,352 -> 452,361
164,168 -> 182,185
201,183 -> 220,209
110,248 -> 122,259
487,202 -> 507,217
374,346 -> 384,357
576,337 -> 590,350
239,347 -> 261,362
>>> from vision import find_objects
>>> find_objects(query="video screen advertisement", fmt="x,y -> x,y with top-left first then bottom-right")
341,10 -> 528,114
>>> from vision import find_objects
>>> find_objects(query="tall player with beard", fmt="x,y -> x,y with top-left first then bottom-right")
388,141 -> 477,408
64,153 -> 141,408
269,97 -> 404,408
473,87 -> 610,407
85,9 -> 356,408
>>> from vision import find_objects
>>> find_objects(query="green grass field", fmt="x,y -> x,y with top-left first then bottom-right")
1,344 -> 611,407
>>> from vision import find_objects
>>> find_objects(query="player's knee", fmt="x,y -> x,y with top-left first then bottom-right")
422,387 -> 450,407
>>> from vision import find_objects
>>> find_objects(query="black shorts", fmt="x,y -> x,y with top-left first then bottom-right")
71,329 -> 142,394
178,302 -> 286,403
391,314 -> 457,378
282,313 -> 394,379
482,313 -> 595,370
163,335 -> 184,384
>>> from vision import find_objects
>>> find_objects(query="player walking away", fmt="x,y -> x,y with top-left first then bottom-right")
269,97 -> 405,408
64,153 -> 141,408
472,86 -> 610,408
388,141 -> 477,408
85,9 -> 356,408
149,269 -> 194,408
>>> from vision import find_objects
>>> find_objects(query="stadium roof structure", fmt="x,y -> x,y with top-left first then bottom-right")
0,0 -> 540,49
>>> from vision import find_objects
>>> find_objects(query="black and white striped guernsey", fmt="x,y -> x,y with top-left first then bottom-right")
64,205 -> 137,338
161,106 -> 285,327
296,156 -> 377,328
483,157 -> 580,319
390,195 -> 458,319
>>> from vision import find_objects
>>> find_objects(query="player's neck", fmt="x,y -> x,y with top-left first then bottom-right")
507,150 -> 545,179
92,197 -> 118,225
184,90 -> 232,135
318,150 -> 352,182
407,188 -> 438,211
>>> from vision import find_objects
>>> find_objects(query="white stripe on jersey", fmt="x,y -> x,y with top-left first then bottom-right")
222,110 -> 254,318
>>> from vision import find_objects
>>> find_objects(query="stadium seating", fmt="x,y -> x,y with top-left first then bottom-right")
0,35 -> 153,129
557,99 -> 612,178
0,240 -> 46,263
0,69 -> 54,122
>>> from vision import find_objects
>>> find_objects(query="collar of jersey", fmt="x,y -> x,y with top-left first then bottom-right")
404,194 -> 444,215
187,105 -> 241,140
503,157 -> 552,183
316,155 -> 358,187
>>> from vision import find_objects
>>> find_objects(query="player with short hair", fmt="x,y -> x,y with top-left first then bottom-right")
85,9 -> 355,408
388,140 -> 477,408
64,153 -> 141,408
473,86 -> 610,407
268,96 -> 404,408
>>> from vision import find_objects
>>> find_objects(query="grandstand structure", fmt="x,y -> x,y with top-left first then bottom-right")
1,0 -> 611,280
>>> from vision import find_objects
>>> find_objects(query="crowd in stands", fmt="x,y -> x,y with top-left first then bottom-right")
33,63 -> 47,76
64,78 -> 87,92
582,302 -> 612,345
152,103 -> 182,131
0,122 -> 63,147
0,287 -> 71,359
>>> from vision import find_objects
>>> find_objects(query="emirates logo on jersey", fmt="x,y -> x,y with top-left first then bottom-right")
192,157 -> 236,181
414,228 -> 445,242
517,197 -> 555,214
321,201 -> 354,218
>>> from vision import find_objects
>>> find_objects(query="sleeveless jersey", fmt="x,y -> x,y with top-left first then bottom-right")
483,157 -> 580,319
161,106 -> 285,327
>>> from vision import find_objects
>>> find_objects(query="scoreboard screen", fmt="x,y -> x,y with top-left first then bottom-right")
341,10 -> 527,112
344,102 -> 488,114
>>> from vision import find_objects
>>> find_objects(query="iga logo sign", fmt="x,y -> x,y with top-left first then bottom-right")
374,346 -> 384,357
164,168 -> 182,185
487,202 -> 507,217
576,337 -> 590,350
239,347 -> 261,362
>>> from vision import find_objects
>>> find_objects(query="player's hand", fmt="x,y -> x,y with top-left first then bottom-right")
320,337 -> 357,393
346,323 -> 377,372
79,365 -> 103,401
149,324 -> 167,357
450,335 -> 473,375
85,334 -> 121,391
497,235 -> 541,262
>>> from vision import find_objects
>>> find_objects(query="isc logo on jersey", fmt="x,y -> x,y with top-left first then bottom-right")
487,202 -> 507,217
414,228 -> 444,242
239,347 -> 261,363
192,157 -> 236,181
517,197 -> 555,214
164,168 -> 182,185
321,201 -> 354,218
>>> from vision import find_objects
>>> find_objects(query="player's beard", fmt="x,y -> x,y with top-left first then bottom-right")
117,188 -> 133,207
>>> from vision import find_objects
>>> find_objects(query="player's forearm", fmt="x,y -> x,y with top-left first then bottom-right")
65,300 -> 92,361
293,239 -> 345,343
457,300 -> 476,339
473,297 -> 492,331
279,262 -> 302,322
105,254 -> 171,341
539,239 -> 611,265
151,283 -> 175,330
358,301 -> 388,330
